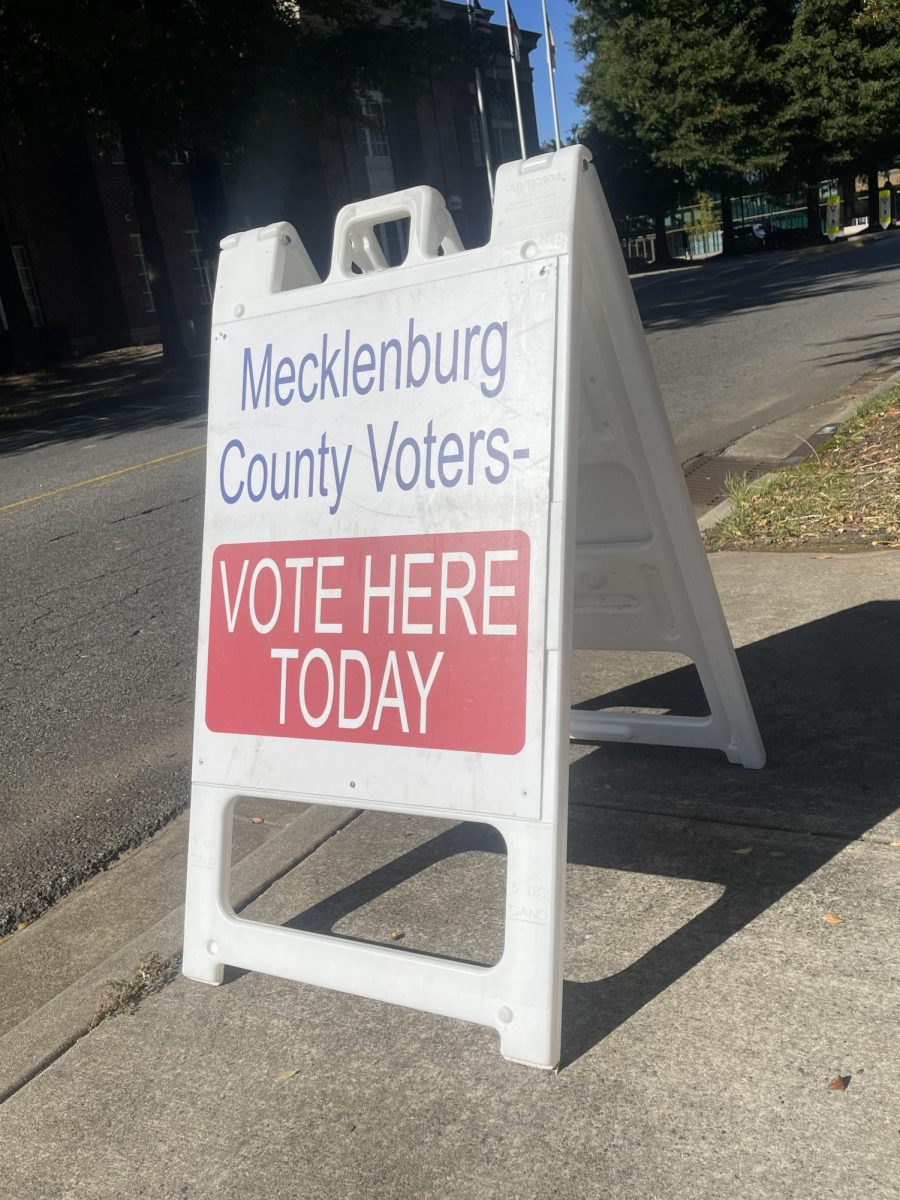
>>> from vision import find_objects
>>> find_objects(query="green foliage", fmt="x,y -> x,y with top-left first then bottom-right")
693,192 -> 720,235
773,0 -> 900,188
574,0 -> 900,224
574,2 -> 788,192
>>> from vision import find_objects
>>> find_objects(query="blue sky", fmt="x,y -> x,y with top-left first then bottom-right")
506,1 -> 585,144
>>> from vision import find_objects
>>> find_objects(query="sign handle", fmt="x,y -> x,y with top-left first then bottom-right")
328,187 -> 464,280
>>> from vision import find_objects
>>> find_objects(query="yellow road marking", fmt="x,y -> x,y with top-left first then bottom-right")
0,444 -> 205,515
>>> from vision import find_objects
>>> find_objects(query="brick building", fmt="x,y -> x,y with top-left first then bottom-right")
0,3 -> 540,370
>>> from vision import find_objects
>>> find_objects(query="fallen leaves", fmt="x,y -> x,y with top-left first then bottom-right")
822,912 -> 844,925
251,816 -> 264,825
274,1069 -> 299,1082
827,1075 -> 851,1091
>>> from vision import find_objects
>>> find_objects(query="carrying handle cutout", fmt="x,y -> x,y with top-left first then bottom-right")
328,186 -> 463,281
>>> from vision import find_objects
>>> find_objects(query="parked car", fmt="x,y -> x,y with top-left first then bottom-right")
732,223 -> 768,251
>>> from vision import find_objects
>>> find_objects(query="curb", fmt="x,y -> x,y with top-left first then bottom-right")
695,365 -> 900,538
0,802 -> 360,1104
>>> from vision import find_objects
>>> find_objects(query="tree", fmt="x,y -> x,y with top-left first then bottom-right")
0,1 -> 447,364
777,0 -> 900,231
574,2 -> 791,252
581,119 -> 685,264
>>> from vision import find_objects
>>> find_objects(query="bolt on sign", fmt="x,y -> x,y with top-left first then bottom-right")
184,147 -> 764,1069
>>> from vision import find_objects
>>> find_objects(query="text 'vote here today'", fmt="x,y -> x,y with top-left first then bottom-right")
205,530 -> 531,754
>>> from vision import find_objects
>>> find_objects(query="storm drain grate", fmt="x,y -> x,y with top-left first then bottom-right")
682,454 -> 774,513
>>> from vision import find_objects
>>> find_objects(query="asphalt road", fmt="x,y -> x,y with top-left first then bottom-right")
635,231 -> 900,459
0,396 -> 208,933
2,232 -> 900,933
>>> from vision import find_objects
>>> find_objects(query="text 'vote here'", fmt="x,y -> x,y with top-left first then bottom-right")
205,530 -> 531,754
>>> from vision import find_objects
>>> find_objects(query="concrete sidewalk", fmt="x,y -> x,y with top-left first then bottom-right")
1,549 -> 898,1199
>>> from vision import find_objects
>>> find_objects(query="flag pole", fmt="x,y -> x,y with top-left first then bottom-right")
468,1 -> 495,205
541,0 -> 561,150
504,1 -> 527,159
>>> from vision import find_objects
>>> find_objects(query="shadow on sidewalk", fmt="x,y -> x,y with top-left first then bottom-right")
0,349 -> 208,458
635,234 -> 900,333
249,599 -> 900,1068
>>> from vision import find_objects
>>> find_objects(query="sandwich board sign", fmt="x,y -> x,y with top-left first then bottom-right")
183,146 -> 764,1069
879,188 -> 892,229
825,195 -> 841,241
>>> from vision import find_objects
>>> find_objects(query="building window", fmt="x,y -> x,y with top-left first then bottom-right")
376,220 -> 407,266
187,231 -> 214,306
490,95 -> 519,164
129,233 -> 156,313
470,113 -> 486,166
11,246 -> 43,327
360,93 -> 391,159
109,140 -> 126,165
169,146 -> 191,165
0,292 -> 8,331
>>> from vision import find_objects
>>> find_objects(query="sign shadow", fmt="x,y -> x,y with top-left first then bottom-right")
259,599 -> 899,1068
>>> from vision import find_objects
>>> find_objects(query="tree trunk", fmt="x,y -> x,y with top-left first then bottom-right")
720,192 -> 735,255
866,162 -> 881,232
54,130 -> 130,349
839,172 -> 857,228
121,126 -> 187,364
653,206 -> 673,266
187,154 -> 229,270
806,186 -> 822,239
0,208 -> 45,370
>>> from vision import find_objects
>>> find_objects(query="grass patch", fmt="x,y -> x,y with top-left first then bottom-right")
91,952 -> 180,1028
705,388 -> 900,551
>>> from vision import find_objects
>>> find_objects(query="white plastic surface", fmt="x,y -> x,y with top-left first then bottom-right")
184,147 -> 763,1070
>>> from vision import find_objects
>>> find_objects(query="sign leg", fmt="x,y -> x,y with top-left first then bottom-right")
494,818 -> 566,1069
182,785 -> 236,986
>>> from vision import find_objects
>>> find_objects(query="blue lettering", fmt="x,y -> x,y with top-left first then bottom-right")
368,421 -> 398,492
220,438 -> 245,504
406,318 -> 430,389
353,343 -> 376,394
247,454 -> 268,502
438,433 -> 464,487
299,352 -> 318,402
485,427 -> 510,483
274,357 -> 295,406
379,339 -> 402,392
395,437 -> 421,491
320,334 -> 340,398
480,322 -> 507,398
242,344 -> 272,410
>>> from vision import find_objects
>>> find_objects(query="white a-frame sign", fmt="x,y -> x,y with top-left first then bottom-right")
184,146 -> 764,1070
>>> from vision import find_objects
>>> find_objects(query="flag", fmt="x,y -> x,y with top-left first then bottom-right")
547,18 -> 556,70
506,1 -> 520,63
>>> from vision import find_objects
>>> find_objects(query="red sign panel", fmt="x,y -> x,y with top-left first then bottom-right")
205,531 -> 530,754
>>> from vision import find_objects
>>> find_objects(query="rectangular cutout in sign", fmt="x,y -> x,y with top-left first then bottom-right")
206,530 -> 530,753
